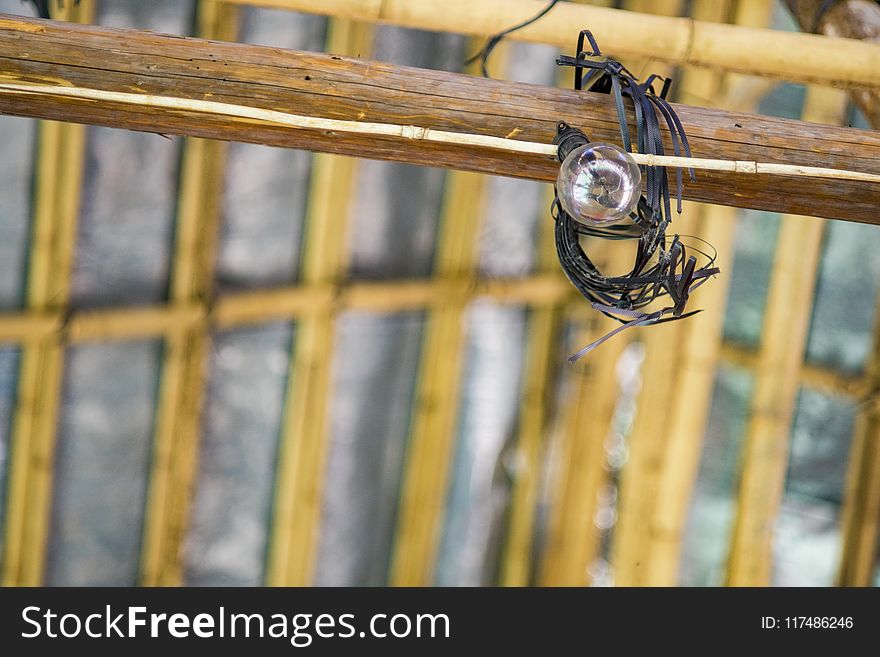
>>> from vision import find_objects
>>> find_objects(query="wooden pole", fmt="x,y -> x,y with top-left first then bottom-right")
0,15 -> 878,222
224,0 -> 880,90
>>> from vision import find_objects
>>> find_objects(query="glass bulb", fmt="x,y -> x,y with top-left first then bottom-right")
556,143 -> 641,226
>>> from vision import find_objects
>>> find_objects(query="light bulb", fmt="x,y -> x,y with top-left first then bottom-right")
556,143 -> 642,226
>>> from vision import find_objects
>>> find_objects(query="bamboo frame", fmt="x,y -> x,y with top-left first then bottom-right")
727,86 -> 849,586
1,0 -> 93,587
223,0 -> 880,90
266,18 -> 375,587
389,42 -> 509,588
139,0 -> 238,588
0,1 -> 876,591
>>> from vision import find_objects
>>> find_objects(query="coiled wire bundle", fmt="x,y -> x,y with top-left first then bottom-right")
554,32 -> 719,361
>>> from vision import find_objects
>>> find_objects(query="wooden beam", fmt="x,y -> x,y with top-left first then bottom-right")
225,0 -> 880,90
139,0 -> 237,588
727,87 -> 849,587
1,0 -> 93,587
266,19 -> 373,586
0,15 -> 878,223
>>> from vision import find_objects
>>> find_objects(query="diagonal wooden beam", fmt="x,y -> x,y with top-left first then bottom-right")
0,14 -> 878,222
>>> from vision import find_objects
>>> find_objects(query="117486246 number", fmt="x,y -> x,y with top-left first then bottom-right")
762,617 -> 854,629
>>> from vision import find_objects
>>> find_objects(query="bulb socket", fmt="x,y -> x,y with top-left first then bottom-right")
553,122 -> 590,163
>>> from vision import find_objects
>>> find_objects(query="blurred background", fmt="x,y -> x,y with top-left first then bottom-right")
0,0 -> 878,587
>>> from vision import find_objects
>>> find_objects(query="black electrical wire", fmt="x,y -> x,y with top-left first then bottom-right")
465,0 -> 561,77
553,32 -> 719,361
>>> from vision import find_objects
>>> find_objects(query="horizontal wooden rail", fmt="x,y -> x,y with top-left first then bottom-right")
225,0 -> 880,91
0,15 -> 878,221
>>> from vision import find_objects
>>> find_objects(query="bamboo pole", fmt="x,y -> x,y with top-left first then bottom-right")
1,0 -> 93,588
224,0 -> 880,91
639,0 -> 775,588
720,341 -> 865,398
608,0 -> 690,589
837,291 -> 880,585
266,18 -> 375,587
727,86 -> 850,587
536,267 -> 632,586
390,42 -> 509,588
500,180 -> 562,587
139,0 -> 238,588
0,275 -> 575,345
1,15 -> 878,222
536,1 -> 685,586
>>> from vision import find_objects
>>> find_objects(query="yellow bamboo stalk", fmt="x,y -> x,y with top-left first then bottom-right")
139,0 -> 238,587
0,314 -> 59,343
720,341 -> 864,398
1,0 -> 93,587
223,0 -> 880,90
390,44 -> 508,587
500,186 -> 560,587
215,285 -> 337,327
537,239 -> 636,586
0,275 -> 574,345
638,0 -> 773,588
266,18 -> 374,587
500,0 -> 597,586
726,86 -> 850,587
69,304 -> 206,343
537,0 -> 677,585
606,0 -> 689,589
837,296 -> 880,585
